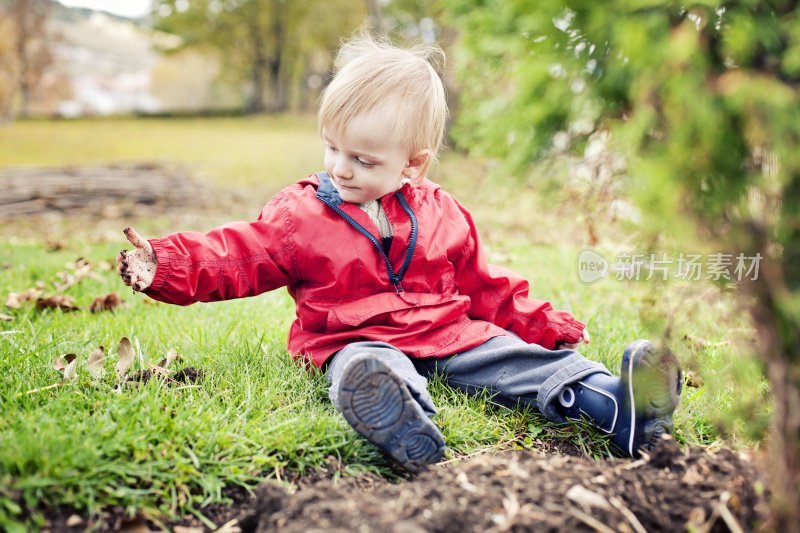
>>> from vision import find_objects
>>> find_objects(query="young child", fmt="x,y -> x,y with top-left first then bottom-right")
116,36 -> 682,472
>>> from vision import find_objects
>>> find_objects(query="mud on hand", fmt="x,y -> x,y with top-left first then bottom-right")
116,227 -> 157,292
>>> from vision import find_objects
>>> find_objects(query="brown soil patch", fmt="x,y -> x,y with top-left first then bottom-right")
43,436 -> 769,532
239,438 -> 769,533
128,366 -> 204,385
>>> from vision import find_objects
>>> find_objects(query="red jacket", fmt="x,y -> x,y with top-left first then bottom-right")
144,172 -> 585,368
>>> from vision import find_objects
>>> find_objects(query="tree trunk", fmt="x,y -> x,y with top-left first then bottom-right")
365,0 -> 385,37
13,0 -> 31,117
18,78 -> 30,117
749,205 -> 800,532
268,0 -> 287,112
245,17 -> 267,115
9,0 -> 52,118
754,300 -> 800,532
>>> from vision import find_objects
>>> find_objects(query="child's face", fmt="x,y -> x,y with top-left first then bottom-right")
323,107 -> 423,204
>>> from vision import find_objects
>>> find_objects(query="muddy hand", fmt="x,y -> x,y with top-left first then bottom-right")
116,227 -> 157,292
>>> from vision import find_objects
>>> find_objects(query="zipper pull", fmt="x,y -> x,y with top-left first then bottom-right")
392,279 -> 405,295
394,280 -> 419,305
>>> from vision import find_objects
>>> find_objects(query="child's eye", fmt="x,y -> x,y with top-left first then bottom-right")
356,157 -> 374,168
326,144 -> 338,153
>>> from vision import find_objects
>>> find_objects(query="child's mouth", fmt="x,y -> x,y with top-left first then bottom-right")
335,180 -> 358,191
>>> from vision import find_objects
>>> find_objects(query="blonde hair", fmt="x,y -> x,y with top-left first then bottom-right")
318,34 -> 448,176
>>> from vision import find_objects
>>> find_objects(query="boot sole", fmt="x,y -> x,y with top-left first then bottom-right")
338,354 -> 445,473
621,340 -> 682,456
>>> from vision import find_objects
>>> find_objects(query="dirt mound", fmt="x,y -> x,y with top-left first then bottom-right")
230,437 -> 768,533
128,366 -> 204,385
40,437 -> 769,532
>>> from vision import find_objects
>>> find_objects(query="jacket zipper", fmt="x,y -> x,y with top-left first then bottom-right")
319,192 -> 418,295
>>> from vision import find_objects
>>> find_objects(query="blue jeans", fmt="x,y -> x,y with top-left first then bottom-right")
326,335 -> 610,422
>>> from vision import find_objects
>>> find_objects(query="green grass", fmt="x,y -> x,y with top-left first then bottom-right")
0,116 -> 769,531
0,115 -> 322,188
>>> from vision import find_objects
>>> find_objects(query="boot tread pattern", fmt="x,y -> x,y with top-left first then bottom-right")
623,340 -> 682,456
338,354 -> 445,472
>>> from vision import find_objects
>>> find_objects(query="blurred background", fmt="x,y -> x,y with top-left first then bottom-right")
0,0 -> 446,118
1,1 -> 800,526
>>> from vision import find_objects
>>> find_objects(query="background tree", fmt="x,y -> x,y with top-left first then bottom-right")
444,0 -> 800,529
0,15 -> 20,123
153,0 -> 366,114
0,0 -> 54,118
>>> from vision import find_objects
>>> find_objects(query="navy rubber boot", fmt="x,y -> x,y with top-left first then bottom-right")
337,353 -> 446,473
557,339 -> 682,457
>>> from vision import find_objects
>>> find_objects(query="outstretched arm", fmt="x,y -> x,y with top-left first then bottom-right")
113,203 -> 298,307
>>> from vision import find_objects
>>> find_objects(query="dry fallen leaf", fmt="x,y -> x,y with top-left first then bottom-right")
36,294 -> 80,312
157,348 -> 179,370
683,333 -> 730,352
685,370 -> 704,388
52,271 -> 76,292
118,516 -> 156,533
52,354 -> 72,372
90,293 -> 121,313
65,514 -> 83,527
566,484 -> 611,510
64,354 -> 79,381
53,353 -> 78,382
687,506 -> 707,531
5,288 -> 43,309
6,294 -> 22,309
95,260 -> 113,271
174,526 -> 207,533
116,337 -> 135,378
65,257 -> 91,272
66,258 -> 108,284
27,354 -> 79,394
87,346 -> 106,379
682,465 -> 704,485
44,237 -> 66,252
213,519 -> 242,533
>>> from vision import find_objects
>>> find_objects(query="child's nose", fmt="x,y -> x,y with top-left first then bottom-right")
333,156 -> 353,179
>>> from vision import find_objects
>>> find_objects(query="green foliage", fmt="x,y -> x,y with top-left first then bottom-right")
445,0 -> 800,524
153,0 -> 367,112
445,1 -> 799,231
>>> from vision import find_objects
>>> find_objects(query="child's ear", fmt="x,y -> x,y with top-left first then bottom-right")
403,150 -> 432,185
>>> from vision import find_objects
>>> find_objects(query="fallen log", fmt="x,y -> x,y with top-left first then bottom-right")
0,163 -> 240,220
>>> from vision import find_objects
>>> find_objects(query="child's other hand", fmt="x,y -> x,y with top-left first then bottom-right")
556,329 -> 591,350
116,227 -> 157,292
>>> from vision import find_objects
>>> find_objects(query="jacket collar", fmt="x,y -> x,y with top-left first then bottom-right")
315,171 -> 342,205
315,171 -> 418,207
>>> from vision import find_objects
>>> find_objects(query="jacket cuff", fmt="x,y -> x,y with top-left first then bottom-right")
143,238 -> 169,294
559,318 -> 586,345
